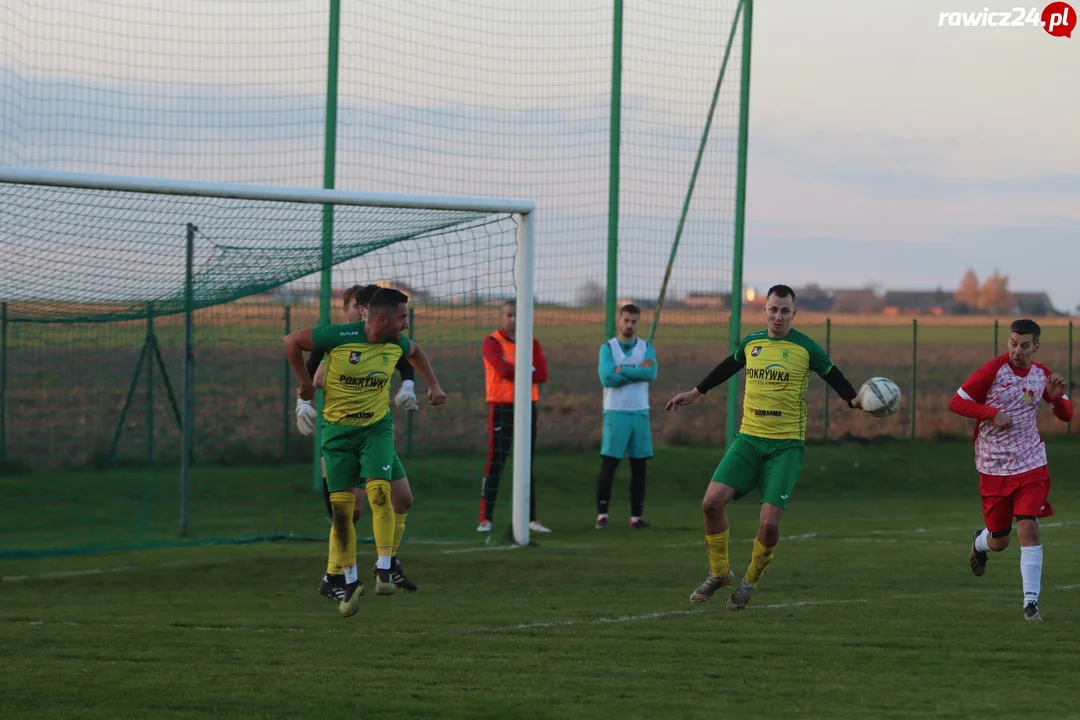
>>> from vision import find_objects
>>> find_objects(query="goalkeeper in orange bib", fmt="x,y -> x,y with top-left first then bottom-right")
665,285 -> 864,610
285,288 -> 446,617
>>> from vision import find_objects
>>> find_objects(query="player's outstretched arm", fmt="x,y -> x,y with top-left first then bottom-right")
820,365 -> 861,408
948,363 -> 1002,423
666,353 -> 743,410
407,341 -> 446,405
1043,372 -> 1074,423
284,328 -> 317,400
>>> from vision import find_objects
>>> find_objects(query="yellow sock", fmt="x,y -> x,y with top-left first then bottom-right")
746,538 -> 776,586
705,530 -> 730,577
327,490 -> 357,573
392,513 -> 407,557
365,480 -> 395,564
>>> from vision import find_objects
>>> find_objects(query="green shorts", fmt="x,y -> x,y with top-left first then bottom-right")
711,433 -> 805,510
320,453 -> 407,489
320,415 -> 403,493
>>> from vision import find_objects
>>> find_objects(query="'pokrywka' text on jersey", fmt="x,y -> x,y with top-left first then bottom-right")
311,322 -> 411,427
735,328 -> 833,441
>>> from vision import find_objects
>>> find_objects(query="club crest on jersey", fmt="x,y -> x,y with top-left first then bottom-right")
349,351 -> 362,364
1022,389 -> 1035,403
751,346 -> 762,357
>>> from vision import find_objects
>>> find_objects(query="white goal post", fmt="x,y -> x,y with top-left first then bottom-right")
0,167 -> 538,546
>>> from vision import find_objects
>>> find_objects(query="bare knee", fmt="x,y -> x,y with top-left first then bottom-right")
702,494 -> 728,519
392,480 -> 413,514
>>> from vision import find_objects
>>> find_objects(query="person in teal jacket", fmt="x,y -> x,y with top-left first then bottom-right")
595,303 -> 658,529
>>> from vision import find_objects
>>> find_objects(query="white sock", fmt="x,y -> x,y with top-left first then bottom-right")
343,565 -> 358,584
630,516 -> 642,523
597,513 -> 608,520
974,529 -> 992,553
1020,545 -> 1043,606
376,555 -> 392,571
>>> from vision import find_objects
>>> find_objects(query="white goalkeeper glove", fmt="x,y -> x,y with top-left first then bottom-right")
295,398 -> 318,436
395,380 -> 419,411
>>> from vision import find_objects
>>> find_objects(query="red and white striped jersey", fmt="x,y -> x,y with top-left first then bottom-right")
954,355 -> 1064,475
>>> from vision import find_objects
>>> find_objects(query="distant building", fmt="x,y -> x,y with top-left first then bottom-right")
882,289 -> 955,316
828,288 -> 884,314
1013,292 -> 1057,316
683,292 -> 729,309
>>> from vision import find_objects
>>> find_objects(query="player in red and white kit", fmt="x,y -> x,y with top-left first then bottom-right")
948,319 -> 1073,622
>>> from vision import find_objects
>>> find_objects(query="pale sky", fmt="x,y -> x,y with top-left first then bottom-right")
1,0 -> 1077,312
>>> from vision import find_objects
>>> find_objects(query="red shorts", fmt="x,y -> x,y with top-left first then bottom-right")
980,465 -> 1053,533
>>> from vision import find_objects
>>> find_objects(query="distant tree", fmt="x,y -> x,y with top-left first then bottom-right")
978,271 -> 1014,314
954,268 -> 980,308
577,280 -> 605,308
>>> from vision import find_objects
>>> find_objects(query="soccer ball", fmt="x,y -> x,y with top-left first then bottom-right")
858,377 -> 902,418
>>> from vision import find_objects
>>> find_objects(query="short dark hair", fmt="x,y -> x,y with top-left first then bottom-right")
503,299 -> 516,309
1010,318 -> 1041,342
766,284 -> 796,303
619,303 -> 641,316
368,288 -> 409,316
342,284 -> 366,308
354,284 -> 382,307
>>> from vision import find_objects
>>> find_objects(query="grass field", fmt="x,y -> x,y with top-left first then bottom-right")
3,439 -> 1080,718
3,305 -> 1076,473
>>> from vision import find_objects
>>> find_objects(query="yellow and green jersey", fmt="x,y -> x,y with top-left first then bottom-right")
311,321 -> 411,428
734,328 -> 832,441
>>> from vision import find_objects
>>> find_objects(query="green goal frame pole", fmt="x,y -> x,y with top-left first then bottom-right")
726,0 -> 753,449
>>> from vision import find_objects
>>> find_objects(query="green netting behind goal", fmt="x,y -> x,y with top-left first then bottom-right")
0,179 -> 526,556
0,0 -> 746,556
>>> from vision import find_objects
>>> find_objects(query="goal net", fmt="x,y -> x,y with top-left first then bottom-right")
0,168 -> 539,555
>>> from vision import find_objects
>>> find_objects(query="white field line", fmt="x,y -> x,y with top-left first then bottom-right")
12,583 -> 1077,636
473,583 -> 1080,634
7,520 -> 1080,582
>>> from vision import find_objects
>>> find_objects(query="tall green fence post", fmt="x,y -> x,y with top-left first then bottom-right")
823,316 -> 831,441
180,223 -> 197,536
1067,321 -> 1075,440
726,0 -> 753,448
406,304 -> 415,458
146,301 -> 155,466
283,306 -> 292,461
315,0 -> 342,493
605,0 -> 624,341
910,318 -> 918,441
0,302 -> 7,476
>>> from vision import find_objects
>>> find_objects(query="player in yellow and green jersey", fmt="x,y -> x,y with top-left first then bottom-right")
300,284 -> 421,601
284,288 -> 446,618
665,284 -> 866,611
